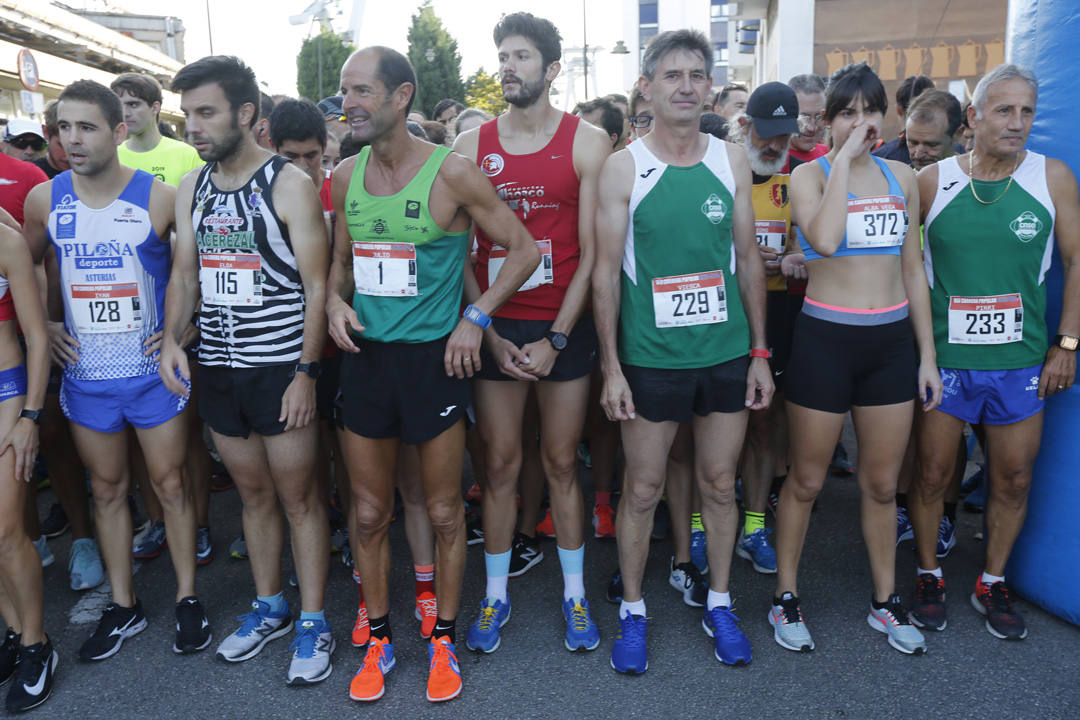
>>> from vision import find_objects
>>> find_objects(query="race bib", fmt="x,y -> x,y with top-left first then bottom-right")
70,283 -> 142,334
353,242 -> 417,297
488,239 -> 553,292
755,220 -> 787,252
652,270 -> 728,328
948,293 -> 1023,345
200,252 -> 263,306
846,195 -> 907,249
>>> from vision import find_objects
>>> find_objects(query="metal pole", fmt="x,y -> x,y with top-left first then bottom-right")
582,0 -> 588,99
205,0 -> 214,54
317,29 -> 323,99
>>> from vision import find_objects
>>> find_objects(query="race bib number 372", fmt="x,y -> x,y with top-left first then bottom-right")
652,270 -> 728,328
846,195 -> 907,249
948,293 -> 1023,345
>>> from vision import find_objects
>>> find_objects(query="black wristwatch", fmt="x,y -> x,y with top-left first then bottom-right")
545,331 -> 568,351
18,408 -> 42,425
293,362 -> 322,379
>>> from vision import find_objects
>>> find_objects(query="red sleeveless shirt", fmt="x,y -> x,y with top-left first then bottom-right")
474,113 -> 581,321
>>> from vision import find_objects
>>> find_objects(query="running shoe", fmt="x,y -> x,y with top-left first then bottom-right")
577,441 -> 592,468
971,578 -> 1028,640
465,598 -> 510,653
736,528 -> 777,574
535,509 -> 555,538
464,482 -> 483,505
40,503 -> 69,539
0,628 -> 17,685
330,526 -> 348,555
426,636 -> 462,702
668,557 -> 707,608
867,594 -> 926,654
341,543 -> 353,568
5,638 -> 58,713
896,506 -> 914,544
415,592 -> 438,639
196,526 -> 213,565
210,471 -> 234,492
936,516 -> 957,558
829,443 -> 854,475
507,532 -> 543,577
68,537 -> 104,591
465,511 -> 484,546
132,520 -> 166,559
592,503 -> 615,539
128,494 -> 148,535
228,536 -> 248,560
767,477 -> 784,517
216,600 -> 293,662
909,573 -> 947,631
288,570 -> 298,588
960,465 -> 983,497
32,535 -> 53,569
174,596 -> 212,654
650,500 -> 670,541
702,605 -> 752,665
351,600 -> 370,648
79,601 -> 147,661
563,598 -> 600,651
768,592 -> 814,652
689,528 -> 708,574
349,636 -> 394,702
606,571 -> 623,604
287,619 -> 335,685
610,613 -> 647,674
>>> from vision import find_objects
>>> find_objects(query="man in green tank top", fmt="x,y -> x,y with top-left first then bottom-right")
592,30 -> 772,674
326,46 -> 539,704
909,64 -> 1080,641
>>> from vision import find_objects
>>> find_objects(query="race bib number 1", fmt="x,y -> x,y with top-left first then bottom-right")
488,239 -> 553,292
948,293 -> 1023,345
70,283 -> 142,334
200,253 -> 263,306
755,220 -> 787,252
846,195 -> 907,249
652,270 -> 728,328
353,242 -> 418,297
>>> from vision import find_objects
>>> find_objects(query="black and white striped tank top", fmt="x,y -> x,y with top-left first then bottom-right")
191,156 -> 305,367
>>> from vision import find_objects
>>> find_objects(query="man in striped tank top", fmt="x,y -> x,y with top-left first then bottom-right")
158,57 -> 334,685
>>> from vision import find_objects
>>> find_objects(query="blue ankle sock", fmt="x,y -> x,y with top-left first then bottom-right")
299,609 -> 326,625
257,592 -> 286,615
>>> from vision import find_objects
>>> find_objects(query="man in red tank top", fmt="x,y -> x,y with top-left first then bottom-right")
452,12 -> 611,655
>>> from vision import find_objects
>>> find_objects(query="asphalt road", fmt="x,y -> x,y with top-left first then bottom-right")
28,427 -> 1080,720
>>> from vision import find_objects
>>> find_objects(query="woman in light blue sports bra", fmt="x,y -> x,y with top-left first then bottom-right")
768,62 -> 941,657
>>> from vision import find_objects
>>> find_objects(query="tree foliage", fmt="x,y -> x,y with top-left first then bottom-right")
406,1 -> 464,117
464,68 -> 507,116
297,30 -> 354,102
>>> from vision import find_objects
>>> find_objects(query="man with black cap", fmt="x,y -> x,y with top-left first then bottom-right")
731,81 -> 804,577
317,96 -> 349,141
2,119 -> 46,163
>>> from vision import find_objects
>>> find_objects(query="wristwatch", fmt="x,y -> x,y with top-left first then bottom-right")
545,331 -> 568,351
1055,334 -> 1079,351
18,408 -> 42,425
462,304 -> 492,330
294,362 -> 322,379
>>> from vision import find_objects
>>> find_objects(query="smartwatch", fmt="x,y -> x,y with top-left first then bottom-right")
462,304 -> 492,330
1055,334 -> 1079,351
545,331 -> 568,351
18,408 -> 42,425
294,362 -> 323,379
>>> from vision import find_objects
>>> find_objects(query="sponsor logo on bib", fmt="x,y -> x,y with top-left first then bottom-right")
480,153 -> 504,177
701,193 -> 727,224
1009,211 -> 1043,242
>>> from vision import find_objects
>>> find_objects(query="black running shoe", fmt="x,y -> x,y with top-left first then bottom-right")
0,628 -> 18,685
465,511 -> 484,546
972,579 -> 1027,640
507,532 -> 543,577
909,573 -> 947,631
79,601 -> 147,661
40,503 -> 69,539
174,596 -> 212,654
5,638 -> 58,713
829,443 -> 854,475
606,571 -> 624,604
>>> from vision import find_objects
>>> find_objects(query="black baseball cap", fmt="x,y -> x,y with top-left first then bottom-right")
746,82 -> 799,138
317,96 -> 344,120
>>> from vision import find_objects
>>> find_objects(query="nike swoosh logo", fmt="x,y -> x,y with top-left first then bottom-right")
440,405 -> 457,417
551,154 -> 563,159
773,369 -> 784,377
23,654 -> 51,695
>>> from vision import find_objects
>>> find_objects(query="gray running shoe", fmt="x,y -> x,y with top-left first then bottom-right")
216,600 -> 292,662
668,557 -> 706,608
768,592 -> 814,652
287,619 -> 335,685
868,593 -> 927,655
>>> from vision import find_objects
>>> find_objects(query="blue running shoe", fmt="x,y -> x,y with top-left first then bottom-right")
563,598 -> 600,651
702,606 -> 752,665
689,529 -> 708,574
69,537 -> 105,591
936,516 -> 957,558
132,520 -> 166,559
287,619 -> 335,685
216,600 -> 293,662
896,506 -> 914,545
736,529 -> 777,574
610,613 -> 647,674
465,598 -> 510,653
606,572 -> 623,604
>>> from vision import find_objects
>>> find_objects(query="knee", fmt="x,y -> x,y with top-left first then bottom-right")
541,449 -> 577,490
90,476 -> 127,506
0,519 -> 25,555
235,478 -> 277,510
786,469 -> 824,503
858,475 -> 896,505
916,458 -> 953,500
352,502 -> 391,541
624,477 -> 664,514
990,467 -> 1032,505
699,471 -> 738,507
426,499 -> 463,536
483,444 -> 522,489
151,471 -> 186,508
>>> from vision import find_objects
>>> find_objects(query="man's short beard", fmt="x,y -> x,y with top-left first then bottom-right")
747,138 -> 790,176
199,111 -> 245,163
504,74 -> 547,109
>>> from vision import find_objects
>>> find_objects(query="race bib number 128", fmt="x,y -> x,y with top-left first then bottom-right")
70,283 -> 142,334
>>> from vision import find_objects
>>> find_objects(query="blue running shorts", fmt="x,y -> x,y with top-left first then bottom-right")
937,365 -> 1044,426
60,372 -> 188,433
0,365 -> 27,402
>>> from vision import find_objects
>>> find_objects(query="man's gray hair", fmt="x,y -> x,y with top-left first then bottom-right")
641,29 -> 713,80
788,73 -> 825,96
972,64 -> 1037,118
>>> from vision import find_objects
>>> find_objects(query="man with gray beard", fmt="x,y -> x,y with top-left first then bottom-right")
729,82 -> 804,576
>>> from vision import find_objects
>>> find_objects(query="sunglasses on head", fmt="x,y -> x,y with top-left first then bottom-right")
7,135 -> 45,152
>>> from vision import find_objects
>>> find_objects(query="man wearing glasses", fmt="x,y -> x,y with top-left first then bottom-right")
2,119 -> 46,163
627,87 -> 653,143
786,74 -> 828,163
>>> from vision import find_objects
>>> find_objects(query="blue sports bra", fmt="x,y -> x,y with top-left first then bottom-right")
797,155 -> 909,260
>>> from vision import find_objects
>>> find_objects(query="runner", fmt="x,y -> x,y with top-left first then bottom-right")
23,79 -> 209,661
327,46 -> 538,702
593,29 -> 772,673
908,64 -> 1080,640
158,56 -> 333,685
453,11 -> 610,655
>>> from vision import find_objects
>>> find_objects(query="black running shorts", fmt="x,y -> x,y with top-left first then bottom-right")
621,355 -> 749,424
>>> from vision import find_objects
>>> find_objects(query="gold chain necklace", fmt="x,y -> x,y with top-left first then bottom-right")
967,150 -> 1020,205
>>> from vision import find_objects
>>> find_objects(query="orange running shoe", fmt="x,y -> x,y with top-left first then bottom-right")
348,636 -> 395,702
592,503 -> 615,539
464,482 -> 482,504
415,591 -> 438,638
535,509 -> 556,538
351,600 -> 370,647
426,635 -> 462,702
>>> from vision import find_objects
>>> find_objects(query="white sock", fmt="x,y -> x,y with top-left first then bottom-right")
980,571 -> 1005,585
557,544 -> 586,601
707,590 -> 732,610
917,566 -> 943,578
484,549 -> 512,603
619,598 -> 646,619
